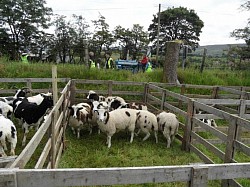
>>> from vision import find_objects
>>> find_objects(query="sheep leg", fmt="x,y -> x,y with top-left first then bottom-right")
107,135 -> 112,148
130,131 -> 134,143
166,134 -> 171,148
135,129 -> 141,136
10,141 -> 16,156
142,132 -> 150,141
1,139 -> 7,151
0,146 -> 7,157
22,123 -> 29,146
154,131 -> 158,144
71,127 -> 76,134
77,128 -> 80,139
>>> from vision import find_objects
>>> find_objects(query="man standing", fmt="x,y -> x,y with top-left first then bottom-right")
141,54 -> 148,73
105,52 -> 114,69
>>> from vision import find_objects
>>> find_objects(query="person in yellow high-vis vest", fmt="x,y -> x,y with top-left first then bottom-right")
21,53 -> 29,64
145,61 -> 152,72
105,52 -> 114,69
89,51 -> 97,69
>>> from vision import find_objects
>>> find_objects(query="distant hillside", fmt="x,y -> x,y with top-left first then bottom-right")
192,44 -> 246,57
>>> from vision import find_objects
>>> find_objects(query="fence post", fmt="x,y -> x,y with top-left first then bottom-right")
108,80 -> 113,96
143,83 -> 149,104
70,79 -> 76,105
189,166 -> 208,187
211,86 -> 219,99
222,116 -> 238,187
182,98 -> 195,151
50,111 -> 56,169
52,65 -> 58,105
160,90 -> 166,110
178,84 -> 185,109
224,116 -> 238,163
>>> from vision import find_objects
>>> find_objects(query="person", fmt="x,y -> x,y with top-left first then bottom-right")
88,51 -> 96,69
105,52 -> 114,69
141,54 -> 148,73
21,53 -> 29,64
145,61 -> 152,72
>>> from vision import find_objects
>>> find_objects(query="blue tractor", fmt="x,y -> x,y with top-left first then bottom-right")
115,59 -> 139,73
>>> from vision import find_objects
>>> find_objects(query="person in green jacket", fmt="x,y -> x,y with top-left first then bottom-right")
145,61 -> 152,72
21,53 -> 29,64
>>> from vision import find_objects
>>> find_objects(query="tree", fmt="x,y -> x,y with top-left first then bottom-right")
148,7 -> 204,52
52,15 -> 77,63
230,1 -> 250,46
113,24 -> 149,59
90,14 -> 114,58
0,0 -> 52,59
230,1 -> 250,64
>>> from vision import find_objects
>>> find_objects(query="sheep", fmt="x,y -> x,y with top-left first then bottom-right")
0,87 -> 31,106
0,101 -> 13,119
68,102 -> 91,138
116,101 -> 148,111
86,90 -> 105,102
26,92 -> 52,105
156,111 -> 179,148
95,102 -> 137,148
197,110 -> 217,127
0,114 -> 17,157
135,110 -> 158,143
13,94 -> 53,146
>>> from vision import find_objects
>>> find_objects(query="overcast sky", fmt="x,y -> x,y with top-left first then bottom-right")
46,0 -> 249,46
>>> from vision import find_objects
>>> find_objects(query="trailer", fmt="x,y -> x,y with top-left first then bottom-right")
115,59 -> 139,73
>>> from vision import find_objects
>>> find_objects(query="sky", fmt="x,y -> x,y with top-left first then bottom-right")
45,0 -> 249,46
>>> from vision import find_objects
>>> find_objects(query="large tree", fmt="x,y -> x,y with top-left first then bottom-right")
148,7 -> 204,52
0,0 -> 52,59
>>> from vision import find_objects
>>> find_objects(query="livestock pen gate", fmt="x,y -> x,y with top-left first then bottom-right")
0,78 -> 250,187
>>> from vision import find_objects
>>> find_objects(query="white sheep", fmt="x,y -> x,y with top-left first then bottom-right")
135,110 -> 158,143
96,102 -> 137,148
0,101 -> 13,119
0,114 -> 17,157
68,103 -> 91,138
156,111 -> 179,148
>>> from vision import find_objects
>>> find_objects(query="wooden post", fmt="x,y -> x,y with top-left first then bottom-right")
224,116 -> 238,164
108,80 -> 113,96
50,111 -> 56,169
211,86 -> 219,99
178,84 -> 185,108
143,83 -> 149,104
163,40 -> 181,83
200,48 -> 207,73
189,166 -> 208,187
70,80 -> 76,105
160,90 -> 166,111
237,99 -> 246,141
182,98 -> 195,151
52,65 -> 58,105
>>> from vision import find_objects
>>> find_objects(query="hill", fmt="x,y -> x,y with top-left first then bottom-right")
192,43 -> 246,57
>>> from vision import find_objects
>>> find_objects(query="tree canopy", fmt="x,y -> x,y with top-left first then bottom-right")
148,7 -> 204,52
0,0 -> 52,59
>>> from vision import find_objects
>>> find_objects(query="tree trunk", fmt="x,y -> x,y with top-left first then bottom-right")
163,41 -> 181,83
